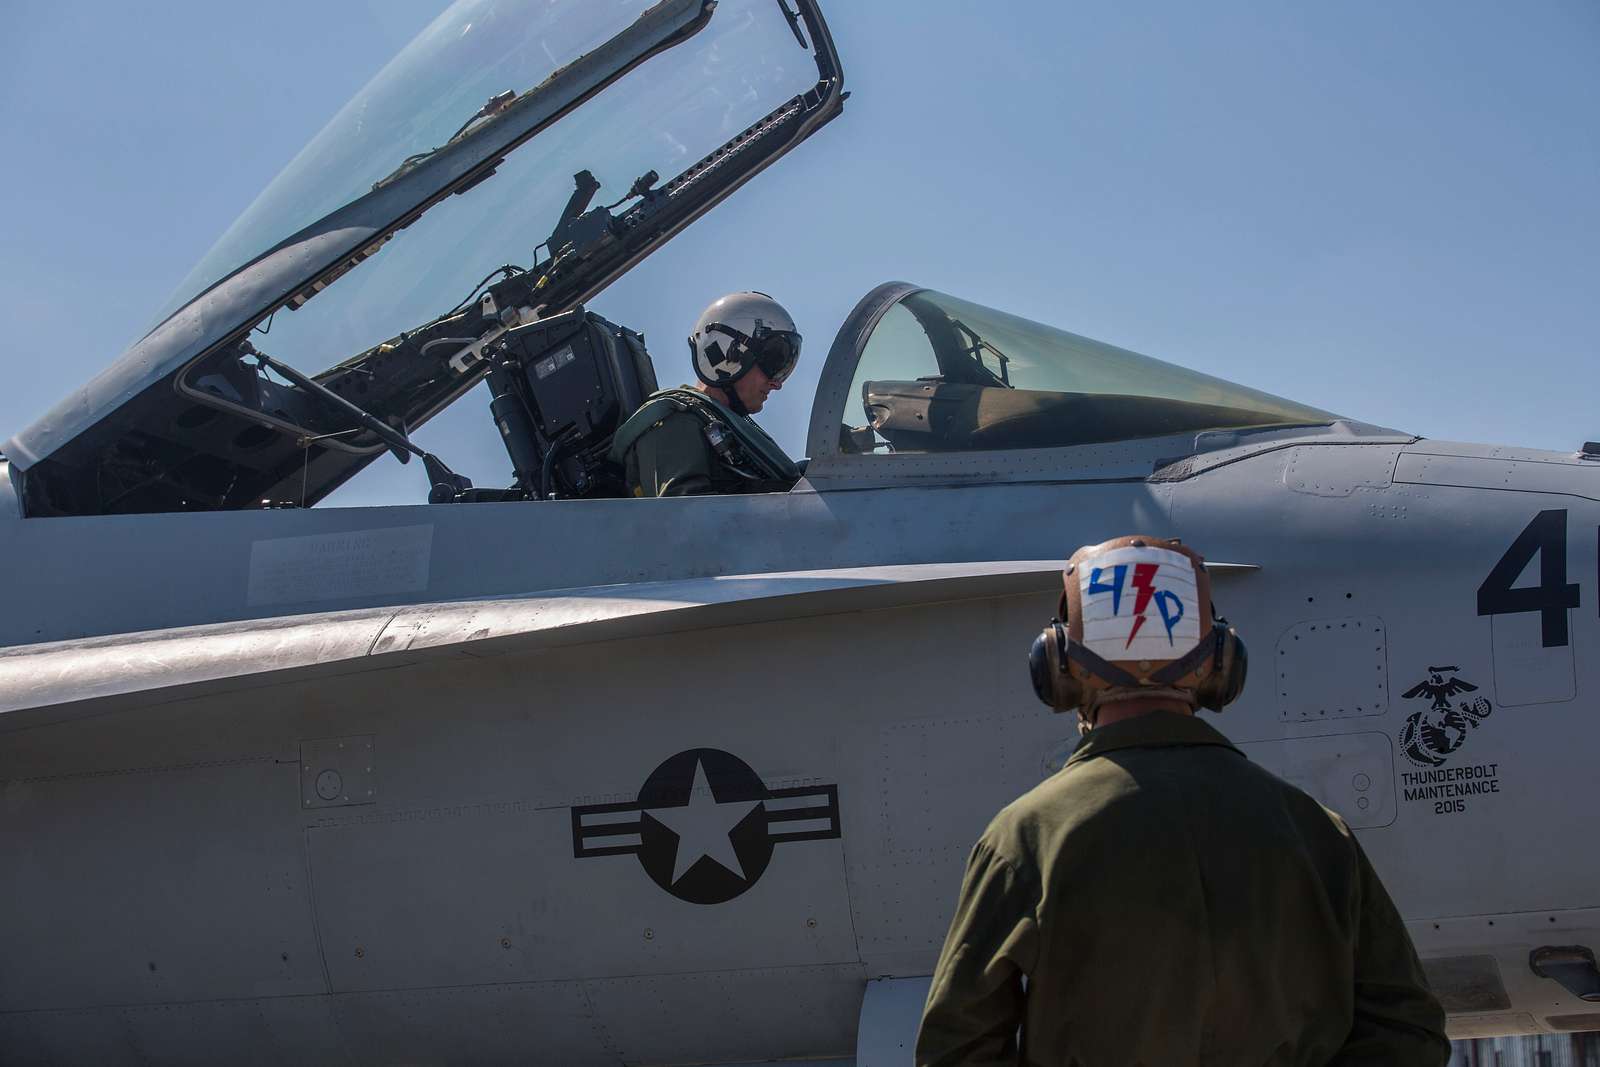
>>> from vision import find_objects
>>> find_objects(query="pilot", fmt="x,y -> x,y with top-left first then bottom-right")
609,291 -> 803,497
915,535 -> 1449,1066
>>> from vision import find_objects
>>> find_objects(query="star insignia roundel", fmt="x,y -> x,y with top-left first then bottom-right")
571,748 -> 841,904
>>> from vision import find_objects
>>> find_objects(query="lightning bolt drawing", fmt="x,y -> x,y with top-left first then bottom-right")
1125,563 -> 1159,648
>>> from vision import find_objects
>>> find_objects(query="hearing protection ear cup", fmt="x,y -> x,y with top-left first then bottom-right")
1194,626 -> 1248,711
1029,623 -> 1083,712
1028,630 -> 1054,706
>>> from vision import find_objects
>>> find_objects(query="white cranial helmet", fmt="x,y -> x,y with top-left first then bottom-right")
688,291 -> 802,391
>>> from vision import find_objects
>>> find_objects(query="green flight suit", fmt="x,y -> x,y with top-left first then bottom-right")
614,387 -> 799,497
625,408 -> 747,497
916,711 -> 1449,1067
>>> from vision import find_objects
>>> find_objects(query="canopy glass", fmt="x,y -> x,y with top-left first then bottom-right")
839,289 -> 1336,455
157,0 -> 816,341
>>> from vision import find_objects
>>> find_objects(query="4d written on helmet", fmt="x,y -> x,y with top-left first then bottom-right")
1029,536 -> 1249,715
688,292 -> 802,389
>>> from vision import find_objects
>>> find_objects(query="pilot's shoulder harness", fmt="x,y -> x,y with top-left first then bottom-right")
610,387 -> 800,486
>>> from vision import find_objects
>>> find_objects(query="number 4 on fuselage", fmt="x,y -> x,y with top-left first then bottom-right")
1476,508 -> 1582,648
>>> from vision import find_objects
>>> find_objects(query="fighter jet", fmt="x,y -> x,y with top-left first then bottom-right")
2,0 -> 1597,1062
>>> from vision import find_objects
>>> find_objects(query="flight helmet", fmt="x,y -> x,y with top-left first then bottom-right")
688,292 -> 802,412
1029,535 -> 1248,719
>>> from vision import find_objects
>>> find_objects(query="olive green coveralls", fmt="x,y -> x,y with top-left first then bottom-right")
916,712 -> 1449,1067
613,387 -> 799,497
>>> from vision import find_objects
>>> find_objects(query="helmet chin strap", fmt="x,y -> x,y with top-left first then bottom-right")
720,382 -> 749,417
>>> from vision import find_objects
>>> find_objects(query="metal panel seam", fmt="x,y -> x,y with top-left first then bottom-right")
300,827 -> 336,997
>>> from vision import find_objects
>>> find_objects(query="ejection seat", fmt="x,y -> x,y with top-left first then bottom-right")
474,308 -> 658,501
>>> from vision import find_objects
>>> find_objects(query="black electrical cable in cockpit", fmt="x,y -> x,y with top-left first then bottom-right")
446,264 -> 526,317
538,427 -> 585,500
601,170 -> 661,213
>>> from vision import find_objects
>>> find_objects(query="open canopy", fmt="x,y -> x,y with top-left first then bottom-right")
6,0 -> 843,516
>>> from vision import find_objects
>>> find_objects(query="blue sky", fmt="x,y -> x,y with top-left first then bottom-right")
2,0 -> 1595,507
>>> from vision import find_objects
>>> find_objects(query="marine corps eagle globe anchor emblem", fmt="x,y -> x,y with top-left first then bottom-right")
1398,666 -> 1493,767
570,748 -> 841,904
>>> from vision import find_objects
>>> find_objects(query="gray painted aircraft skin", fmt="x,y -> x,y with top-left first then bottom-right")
3,2 -> 1599,1064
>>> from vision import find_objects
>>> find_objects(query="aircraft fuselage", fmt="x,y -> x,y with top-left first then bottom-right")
2,432 -> 1597,1061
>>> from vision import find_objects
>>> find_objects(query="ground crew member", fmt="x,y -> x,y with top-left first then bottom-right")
609,291 -> 803,496
916,535 -> 1449,1066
